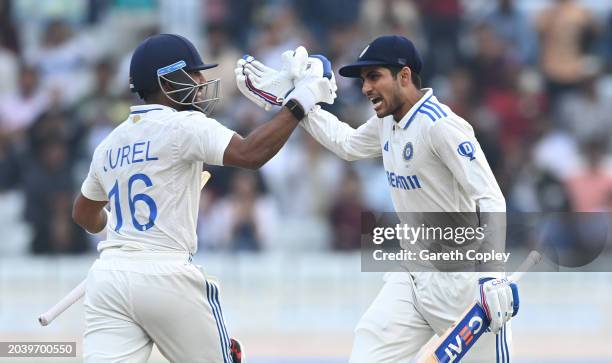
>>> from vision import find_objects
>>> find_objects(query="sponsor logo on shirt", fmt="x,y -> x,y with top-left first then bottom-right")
386,171 -> 422,190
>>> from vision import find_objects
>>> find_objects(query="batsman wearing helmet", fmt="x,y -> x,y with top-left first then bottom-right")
71,33 -> 335,362
236,35 -> 519,362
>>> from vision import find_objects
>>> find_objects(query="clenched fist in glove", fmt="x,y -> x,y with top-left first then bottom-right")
477,277 -> 520,334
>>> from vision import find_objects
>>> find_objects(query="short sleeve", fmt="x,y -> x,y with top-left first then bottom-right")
81,161 -> 108,201
177,112 -> 235,165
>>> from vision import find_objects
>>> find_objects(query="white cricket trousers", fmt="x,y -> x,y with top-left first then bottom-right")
349,272 -> 513,363
83,249 -> 233,363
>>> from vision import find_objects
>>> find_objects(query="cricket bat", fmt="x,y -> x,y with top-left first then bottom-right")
38,171 -> 213,327
413,251 -> 542,363
38,279 -> 86,326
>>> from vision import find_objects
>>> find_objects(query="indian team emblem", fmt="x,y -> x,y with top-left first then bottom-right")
403,142 -> 414,161
458,141 -> 476,161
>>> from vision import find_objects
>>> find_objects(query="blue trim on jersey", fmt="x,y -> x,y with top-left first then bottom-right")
421,102 -> 441,118
130,108 -> 163,114
206,281 -> 232,363
418,109 -> 436,122
425,99 -> 447,117
403,94 -> 449,128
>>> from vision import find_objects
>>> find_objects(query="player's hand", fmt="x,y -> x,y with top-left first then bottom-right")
477,277 -> 519,334
235,46 -> 309,110
235,48 -> 336,112
285,55 -> 337,113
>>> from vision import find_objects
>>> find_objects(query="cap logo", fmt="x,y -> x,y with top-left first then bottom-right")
157,60 -> 187,76
398,58 -> 407,65
359,45 -> 370,59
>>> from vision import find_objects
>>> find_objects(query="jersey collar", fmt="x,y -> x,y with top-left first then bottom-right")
396,88 -> 434,129
129,104 -> 177,115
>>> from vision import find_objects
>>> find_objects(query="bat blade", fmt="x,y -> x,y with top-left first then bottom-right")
413,251 -> 542,362
434,303 -> 489,363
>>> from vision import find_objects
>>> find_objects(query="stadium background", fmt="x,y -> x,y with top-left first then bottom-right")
1,0 -> 612,361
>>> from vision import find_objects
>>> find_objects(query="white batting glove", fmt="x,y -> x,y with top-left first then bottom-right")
477,277 -> 520,334
285,56 -> 337,113
235,46 -> 309,110
235,49 -> 337,112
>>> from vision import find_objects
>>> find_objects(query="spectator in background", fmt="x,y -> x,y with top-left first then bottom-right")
360,0 -> 422,44
535,0 -> 601,108
295,0 -> 361,51
415,0 -> 463,81
252,4 -> 309,70
22,135 -> 88,254
0,0 -> 19,97
0,0 -> 20,54
201,23 -> 241,113
213,170 -> 278,251
558,58 -> 612,144
26,19 -> 98,107
330,166 -> 366,250
74,59 -> 124,156
565,138 -> 612,212
482,0 -> 537,65
0,64 -> 52,148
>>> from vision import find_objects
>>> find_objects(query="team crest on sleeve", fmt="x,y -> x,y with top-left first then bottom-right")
403,142 -> 414,161
458,141 -> 476,161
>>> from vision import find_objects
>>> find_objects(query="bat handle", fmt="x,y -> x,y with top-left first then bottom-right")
508,250 -> 542,283
38,279 -> 87,326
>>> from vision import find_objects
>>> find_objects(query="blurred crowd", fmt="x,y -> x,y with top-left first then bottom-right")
1,0 -> 612,255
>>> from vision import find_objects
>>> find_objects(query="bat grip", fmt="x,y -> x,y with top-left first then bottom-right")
38,279 -> 86,326
508,250 -> 542,283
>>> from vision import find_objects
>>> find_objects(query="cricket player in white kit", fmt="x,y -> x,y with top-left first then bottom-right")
72,34 -> 336,362
236,35 -> 519,362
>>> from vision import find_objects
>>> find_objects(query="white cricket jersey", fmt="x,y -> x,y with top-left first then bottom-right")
81,104 -> 234,253
301,88 -> 505,213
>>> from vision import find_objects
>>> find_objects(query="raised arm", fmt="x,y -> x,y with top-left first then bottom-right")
301,108 -> 382,161
223,107 -> 300,169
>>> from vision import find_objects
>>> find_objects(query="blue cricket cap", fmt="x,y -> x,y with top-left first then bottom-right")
129,33 -> 217,94
339,35 -> 422,78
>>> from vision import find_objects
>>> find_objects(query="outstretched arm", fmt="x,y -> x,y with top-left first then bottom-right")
301,108 -> 382,161
223,107 -> 299,169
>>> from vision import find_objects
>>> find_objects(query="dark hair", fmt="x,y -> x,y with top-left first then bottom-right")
389,66 -> 421,89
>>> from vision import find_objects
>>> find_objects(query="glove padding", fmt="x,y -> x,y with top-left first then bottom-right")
235,46 -> 309,110
477,277 -> 520,334
235,48 -> 337,113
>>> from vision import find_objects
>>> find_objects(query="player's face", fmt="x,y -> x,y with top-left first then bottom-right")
189,71 -> 208,103
360,66 -> 404,118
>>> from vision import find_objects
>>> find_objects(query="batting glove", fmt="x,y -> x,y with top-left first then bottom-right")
284,55 -> 337,113
235,46 -> 309,110
235,49 -> 337,112
477,277 -> 520,334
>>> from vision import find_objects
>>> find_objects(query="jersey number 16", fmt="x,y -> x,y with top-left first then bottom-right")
108,173 -> 158,232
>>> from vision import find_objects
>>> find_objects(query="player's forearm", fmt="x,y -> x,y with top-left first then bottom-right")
73,209 -> 107,234
72,194 -> 109,234
302,109 -> 379,161
225,108 -> 299,169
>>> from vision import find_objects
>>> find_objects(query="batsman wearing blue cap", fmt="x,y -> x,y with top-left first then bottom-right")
237,35 -> 518,363
71,33 -> 335,362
